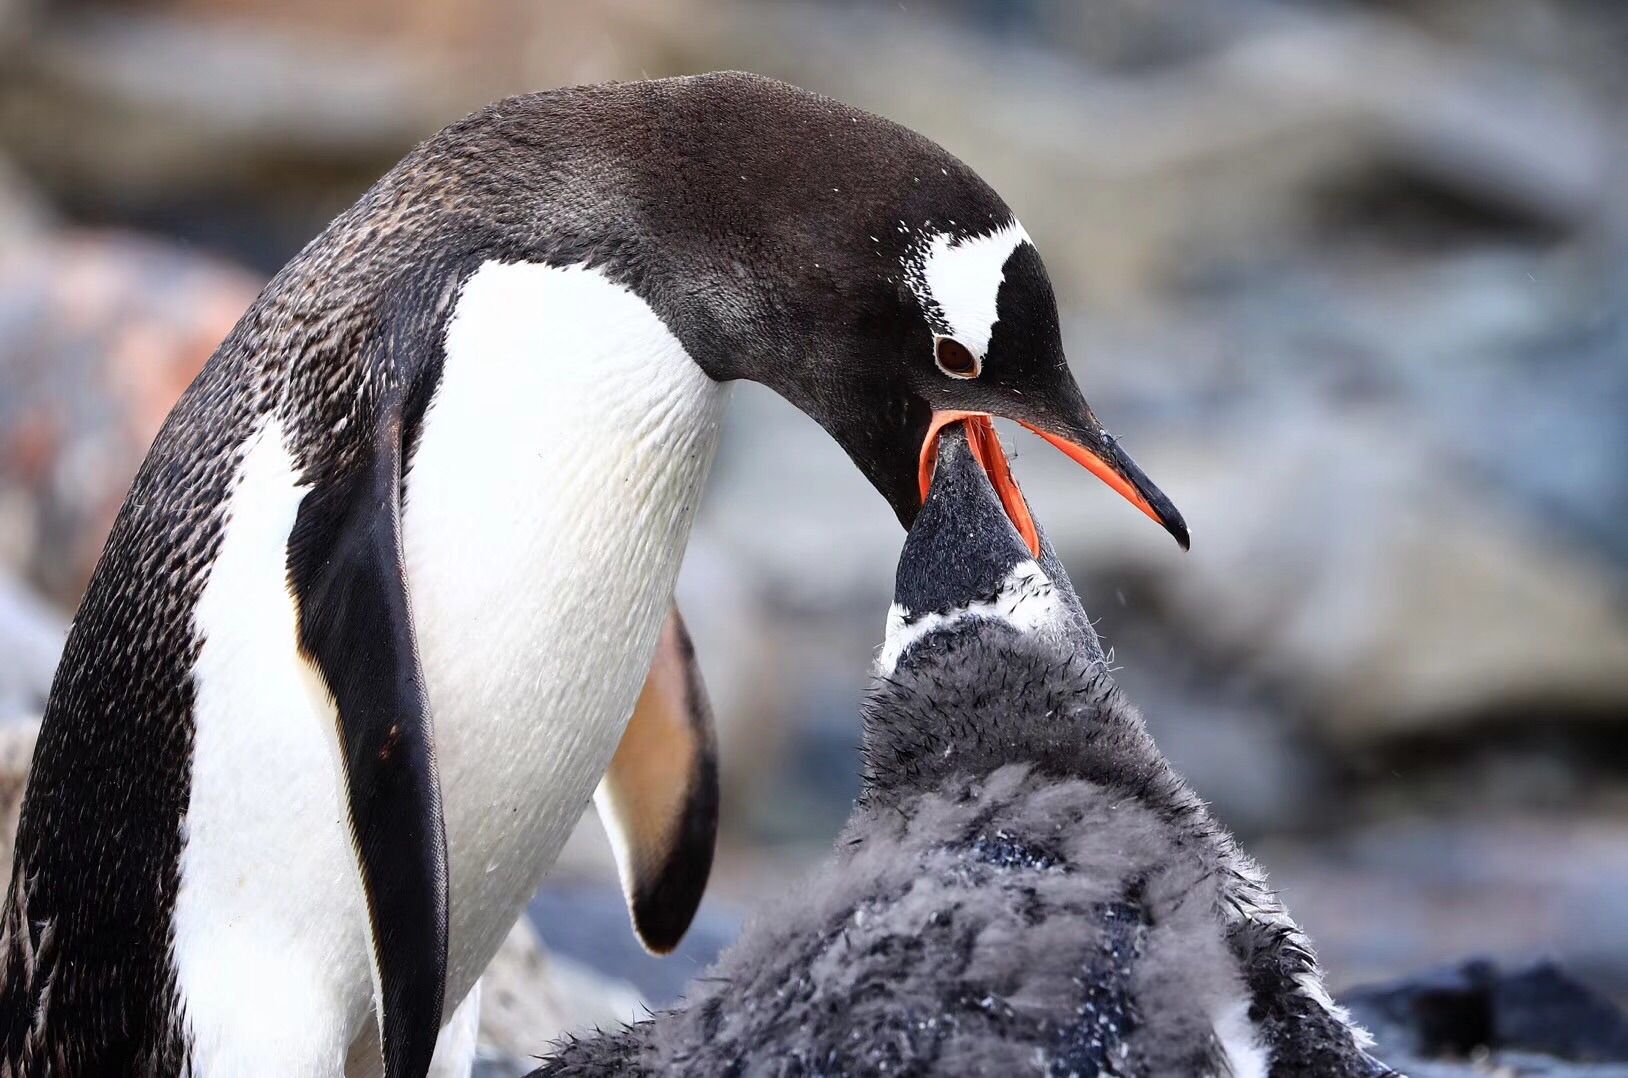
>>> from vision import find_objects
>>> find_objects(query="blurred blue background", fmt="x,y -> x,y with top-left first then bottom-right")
1,0 -> 1626,1063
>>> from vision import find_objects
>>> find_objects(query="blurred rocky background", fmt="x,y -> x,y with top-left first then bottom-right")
2,0 -> 1627,1072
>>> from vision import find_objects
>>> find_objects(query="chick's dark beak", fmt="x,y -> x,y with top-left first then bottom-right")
917,402 -> 1190,554
918,412 -> 1039,554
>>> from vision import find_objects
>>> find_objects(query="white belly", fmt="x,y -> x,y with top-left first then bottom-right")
175,417 -> 368,1076
401,259 -> 729,1008
172,259 -> 727,1072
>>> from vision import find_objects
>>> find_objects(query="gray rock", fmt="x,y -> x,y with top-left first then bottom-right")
1259,816 -> 1628,1005
529,882 -> 740,1008
0,154 -> 50,251
0,716 -> 36,886
1343,959 -> 1628,1077
0,229 -> 260,604
1097,250 -> 1628,741
472,1052 -> 532,1078
476,916 -> 644,1065
0,574 -> 62,723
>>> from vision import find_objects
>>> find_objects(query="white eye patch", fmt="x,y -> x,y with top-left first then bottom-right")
906,219 -> 1032,360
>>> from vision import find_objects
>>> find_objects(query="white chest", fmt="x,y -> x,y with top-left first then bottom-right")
400,259 -> 729,1000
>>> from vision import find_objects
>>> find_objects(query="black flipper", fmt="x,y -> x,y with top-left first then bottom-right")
594,606 -> 719,954
288,408 -> 447,1078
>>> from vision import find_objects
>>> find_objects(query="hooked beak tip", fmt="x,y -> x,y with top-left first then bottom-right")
1164,507 -> 1192,552
1019,422 -> 1190,552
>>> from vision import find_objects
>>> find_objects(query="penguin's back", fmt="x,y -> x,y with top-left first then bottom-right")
0,103 -> 444,1066
0,173 -> 397,1066
0,343 -> 262,1071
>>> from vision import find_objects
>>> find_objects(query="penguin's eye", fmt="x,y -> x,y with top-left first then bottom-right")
934,336 -> 981,379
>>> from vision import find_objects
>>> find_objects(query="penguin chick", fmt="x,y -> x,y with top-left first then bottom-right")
533,426 -> 1395,1078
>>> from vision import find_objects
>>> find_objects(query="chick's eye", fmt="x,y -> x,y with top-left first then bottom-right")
934,336 -> 980,379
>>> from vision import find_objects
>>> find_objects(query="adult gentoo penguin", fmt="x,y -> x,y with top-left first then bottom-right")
535,426 -> 1391,1078
0,73 -> 1188,1077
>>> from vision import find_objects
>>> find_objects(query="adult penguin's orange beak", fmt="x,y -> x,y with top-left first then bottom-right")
918,409 -> 1189,556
